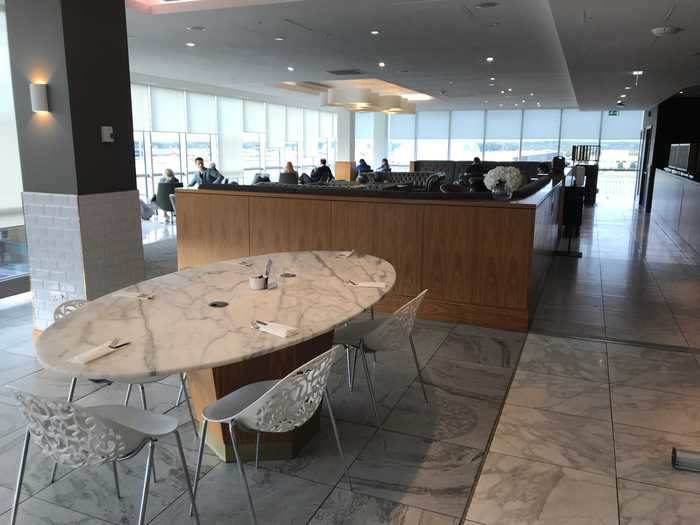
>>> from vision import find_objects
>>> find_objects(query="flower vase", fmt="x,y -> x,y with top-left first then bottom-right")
491,180 -> 512,201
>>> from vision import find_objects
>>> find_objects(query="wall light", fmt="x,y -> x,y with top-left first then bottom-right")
29,83 -> 49,113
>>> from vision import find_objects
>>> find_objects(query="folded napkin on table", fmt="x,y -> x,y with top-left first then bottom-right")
70,339 -> 131,365
112,291 -> 154,300
348,281 -> 387,289
336,250 -> 354,258
254,321 -> 299,338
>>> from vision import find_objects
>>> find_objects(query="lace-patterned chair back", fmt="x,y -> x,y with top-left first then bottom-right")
363,289 -> 428,353
13,391 -> 136,467
53,299 -> 87,321
236,345 -> 343,433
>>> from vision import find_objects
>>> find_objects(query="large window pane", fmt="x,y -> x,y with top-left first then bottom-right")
266,104 -> 286,148
186,133 -> 212,174
521,109 -> 560,161
218,97 -> 244,176
244,101 -> 266,133
187,92 -> 217,133
286,107 -> 302,142
354,112 -> 374,163
600,110 -> 643,170
304,109 -> 320,158
559,109 -> 601,161
151,88 -> 185,132
242,133 -> 262,171
416,111 -> 449,159
485,110 -> 521,161
388,114 -> 415,171
150,132 -> 181,178
131,84 -> 150,131
450,110 -> 484,160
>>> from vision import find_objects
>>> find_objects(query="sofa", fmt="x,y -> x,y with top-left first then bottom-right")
411,160 -> 550,182
367,171 -> 439,189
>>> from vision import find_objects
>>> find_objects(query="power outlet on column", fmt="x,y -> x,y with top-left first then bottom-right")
101,126 -> 114,143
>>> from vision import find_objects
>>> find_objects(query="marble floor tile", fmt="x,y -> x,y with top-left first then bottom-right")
384,382 -> 500,450
532,306 -> 605,339
604,312 -> 688,347
611,385 -> 700,436
0,352 -> 41,387
0,486 -> 13,518
76,380 -> 180,415
308,488 -> 459,525
618,479 -> 700,525
608,343 -> 700,396
490,405 -> 615,476
537,291 -> 603,310
349,430 -> 481,518
506,370 -> 611,421
6,370 -> 106,403
614,423 -> 700,494
423,357 -> 512,402
150,463 -> 331,525
467,452 -> 618,525
0,402 -> 26,439
517,334 -> 608,382
602,294 -> 667,312
432,325 -> 524,370
678,316 -> 700,349
0,496 -> 110,525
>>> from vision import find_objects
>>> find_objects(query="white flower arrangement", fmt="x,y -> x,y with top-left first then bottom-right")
483,166 -> 524,192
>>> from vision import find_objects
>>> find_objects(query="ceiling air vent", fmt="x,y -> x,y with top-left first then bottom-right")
327,69 -> 365,76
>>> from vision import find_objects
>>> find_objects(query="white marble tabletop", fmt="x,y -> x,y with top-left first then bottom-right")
35,251 -> 395,382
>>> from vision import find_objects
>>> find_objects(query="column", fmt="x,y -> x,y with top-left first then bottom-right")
6,0 -> 144,330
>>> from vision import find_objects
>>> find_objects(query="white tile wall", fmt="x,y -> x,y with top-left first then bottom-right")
22,190 -> 145,331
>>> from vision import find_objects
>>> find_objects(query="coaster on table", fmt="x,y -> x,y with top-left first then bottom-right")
70,339 -> 131,365
347,280 -> 387,289
253,321 -> 298,338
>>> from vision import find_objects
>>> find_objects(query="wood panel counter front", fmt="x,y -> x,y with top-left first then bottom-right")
176,183 -> 561,331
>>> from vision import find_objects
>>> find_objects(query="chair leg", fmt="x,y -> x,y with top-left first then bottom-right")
255,432 -> 261,469
124,383 -> 133,406
174,430 -> 201,525
189,419 -> 208,517
175,372 -> 187,407
409,335 -> 429,405
180,373 -> 199,438
351,347 -> 358,392
52,377 -> 78,483
230,422 -> 258,525
10,430 -> 30,525
137,440 -> 155,525
345,346 -> 353,391
359,343 -> 384,444
112,462 -> 121,499
138,383 -> 148,410
324,387 -> 352,490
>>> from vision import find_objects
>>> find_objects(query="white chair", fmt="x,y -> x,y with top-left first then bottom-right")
333,290 -> 430,437
190,345 -> 349,524
10,390 -> 199,525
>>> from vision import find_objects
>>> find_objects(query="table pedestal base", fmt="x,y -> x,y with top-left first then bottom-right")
187,330 -> 334,462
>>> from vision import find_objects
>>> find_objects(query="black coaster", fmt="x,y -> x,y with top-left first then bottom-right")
208,301 -> 229,308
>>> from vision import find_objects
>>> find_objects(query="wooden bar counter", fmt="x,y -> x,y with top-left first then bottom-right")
176,181 -> 561,332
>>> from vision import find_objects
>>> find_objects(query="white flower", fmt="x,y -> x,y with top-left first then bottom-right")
483,166 -> 524,191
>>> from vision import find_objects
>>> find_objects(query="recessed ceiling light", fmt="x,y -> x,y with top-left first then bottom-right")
489,77 -> 496,81
186,26 -> 206,32
620,94 -> 627,98
617,100 -> 622,104
507,88 -> 512,92
186,42 -> 196,47
370,30 -> 380,35
521,99 -> 526,103
500,90 -> 505,94
633,70 -> 644,76
499,103 -> 503,107
287,66 -> 295,71
680,90 -> 685,94
529,92 -> 534,96
448,81 -> 454,86
484,100 -> 489,103
537,102 -> 541,107
489,83 -> 495,87
378,62 -> 386,68
515,103 -> 519,107
475,1 -> 499,8
274,36 -> 285,41
486,57 -> 494,62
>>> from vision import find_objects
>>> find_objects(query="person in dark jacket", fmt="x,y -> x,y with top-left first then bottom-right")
356,159 -> 372,179
466,157 -> 485,178
376,158 -> 391,173
310,158 -> 334,183
188,157 -> 223,187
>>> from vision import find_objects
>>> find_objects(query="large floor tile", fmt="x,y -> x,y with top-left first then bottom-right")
467,452 -> 618,525
0,486 -> 13,518
0,403 -> 26,439
0,352 -> 41,387
76,380 -> 180,415
384,382 -> 500,450
6,370 -> 106,403
614,423 -> 700,494
0,496 -> 110,525
678,316 -> 700,349
604,312 -> 688,347
431,325 -> 524,370
506,370 -> 611,421
490,405 -> 615,476
349,430 -> 481,518
618,479 -> 700,525
423,357 -> 511,402
612,385 -> 700,436
308,488 -> 459,525
531,306 -> 605,339
517,334 -> 608,382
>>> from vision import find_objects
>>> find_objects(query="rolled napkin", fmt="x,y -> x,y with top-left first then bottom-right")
70,339 -> 131,365
254,321 -> 299,338
347,280 -> 387,289
112,291 -> 154,300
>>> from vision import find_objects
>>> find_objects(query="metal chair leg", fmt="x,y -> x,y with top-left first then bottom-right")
255,432 -> 261,469
409,335 -> 430,405
359,343 -> 384,444
51,377 -> 79,483
351,347 -> 358,391
175,372 -> 187,407
137,440 -> 155,525
112,462 -> 121,499
180,373 -> 199,438
324,387 -> 352,490
230,421 -> 258,525
345,346 -> 353,390
10,430 -> 30,525
124,383 -> 133,406
138,384 -> 148,410
174,430 -> 201,525
189,419 -> 208,517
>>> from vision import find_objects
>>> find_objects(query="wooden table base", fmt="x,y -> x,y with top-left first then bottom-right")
187,330 -> 335,462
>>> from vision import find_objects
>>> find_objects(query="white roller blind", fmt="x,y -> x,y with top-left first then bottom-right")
286,106 -> 302,142
320,111 -> 334,139
151,87 -> 185,132
601,110 -> 643,140
417,111 -> 449,139
523,109 -> 560,139
389,114 -> 416,140
561,109 -> 601,140
266,104 -> 286,148
243,100 -> 265,133
355,112 -> 374,140
218,97 -> 244,172
486,110 -> 522,140
304,109 -> 319,156
130,84 -> 151,131
450,111 -> 484,139
187,92 -> 217,133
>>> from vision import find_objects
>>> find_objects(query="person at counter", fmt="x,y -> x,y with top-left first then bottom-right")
356,159 -> 373,179
188,157 -> 223,187
309,158 -> 334,183
376,158 -> 392,173
467,157 -> 485,178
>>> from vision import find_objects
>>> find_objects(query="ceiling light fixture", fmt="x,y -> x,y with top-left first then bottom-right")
620,94 -> 627,98
499,103 -> 503,107
617,100 -> 623,104
186,42 -> 196,47
378,62 -> 386,68
633,70 -> 644,76
287,66 -> 295,71
486,56 -> 494,62
186,26 -> 206,32
507,88 -> 512,92
651,26 -> 682,37
514,103 -> 519,107
536,102 -> 541,107
624,86 -> 632,90
521,99 -> 526,103
680,90 -> 685,94
274,36 -> 285,41
370,30 -> 380,35
489,83 -> 495,87
529,92 -> 534,96
500,90 -> 505,94
490,77 -> 496,81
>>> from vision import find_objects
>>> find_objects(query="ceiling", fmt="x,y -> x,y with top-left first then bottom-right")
125,0 -> 700,111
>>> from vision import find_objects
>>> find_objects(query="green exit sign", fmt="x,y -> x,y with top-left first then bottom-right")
608,110 -> 620,116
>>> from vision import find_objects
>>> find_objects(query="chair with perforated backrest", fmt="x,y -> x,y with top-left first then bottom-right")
333,290 -> 429,438
10,391 -> 199,525
189,345 -> 349,524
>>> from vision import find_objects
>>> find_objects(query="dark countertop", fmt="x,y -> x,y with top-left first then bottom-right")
658,168 -> 700,183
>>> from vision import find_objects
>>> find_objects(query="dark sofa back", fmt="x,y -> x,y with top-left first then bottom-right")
412,160 -> 550,181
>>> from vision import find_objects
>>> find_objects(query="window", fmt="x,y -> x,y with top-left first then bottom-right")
416,111 -> 449,159
150,88 -> 186,132
560,109 -> 601,161
521,109 -> 561,161
450,111 -> 484,160
355,112 -> 374,164
388,114 -> 415,171
485,110 -> 521,161
186,133 -> 213,175
600,111 -> 643,170
150,132 -> 181,178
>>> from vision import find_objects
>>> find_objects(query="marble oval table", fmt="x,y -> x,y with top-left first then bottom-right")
36,251 -> 395,461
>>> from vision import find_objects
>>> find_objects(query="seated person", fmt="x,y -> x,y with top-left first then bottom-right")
284,161 -> 298,177
376,158 -> 392,173
188,157 -> 223,187
537,163 -> 551,176
207,162 -> 225,183
252,173 -> 271,185
159,168 -> 179,184
356,159 -> 372,178
309,158 -> 334,183
467,157 -> 485,178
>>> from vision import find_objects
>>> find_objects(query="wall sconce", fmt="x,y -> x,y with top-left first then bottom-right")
29,83 -> 49,113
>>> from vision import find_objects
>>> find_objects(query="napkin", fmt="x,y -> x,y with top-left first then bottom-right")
254,321 -> 299,338
336,250 -> 354,258
348,281 -> 387,289
113,291 -> 154,300
70,340 -> 130,365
